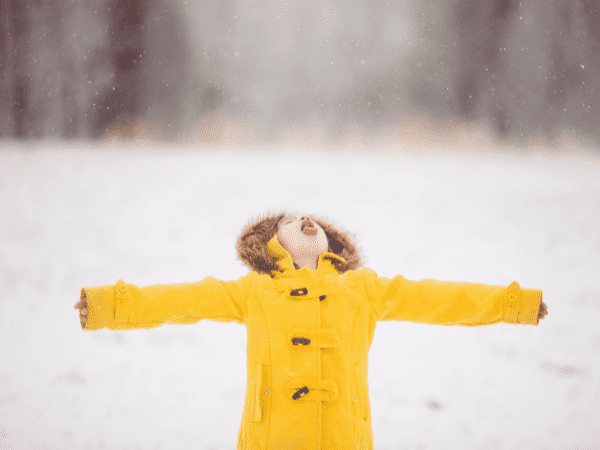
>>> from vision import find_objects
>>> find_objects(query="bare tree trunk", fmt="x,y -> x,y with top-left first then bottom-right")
1,0 -> 32,138
0,0 -> 14,137
61,0 -> 109,139
91,0 -> 148,138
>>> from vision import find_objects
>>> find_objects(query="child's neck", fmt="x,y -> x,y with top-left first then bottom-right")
293,254 -> 319,270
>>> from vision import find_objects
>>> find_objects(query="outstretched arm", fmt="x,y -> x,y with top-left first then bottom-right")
74,273 -> 255,330
357,268 -> 544,326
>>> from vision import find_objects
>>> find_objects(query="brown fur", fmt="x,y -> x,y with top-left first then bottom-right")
236,211 -> 362,277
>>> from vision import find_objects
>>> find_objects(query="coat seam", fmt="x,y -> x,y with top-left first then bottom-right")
350,301 -> 361,448
256,282 -> 273,450
357,269 -> 380,322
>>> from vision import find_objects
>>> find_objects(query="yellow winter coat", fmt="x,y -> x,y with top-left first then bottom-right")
81,234 -> 542,450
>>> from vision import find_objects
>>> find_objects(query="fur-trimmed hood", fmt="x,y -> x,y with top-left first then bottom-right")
236,211 -> 362,277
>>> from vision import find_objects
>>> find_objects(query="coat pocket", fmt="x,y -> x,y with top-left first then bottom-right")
253,362 -> 263,422
353,365 -> 367,421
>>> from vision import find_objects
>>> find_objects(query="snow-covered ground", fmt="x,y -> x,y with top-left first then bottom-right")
1,140 -> 599,450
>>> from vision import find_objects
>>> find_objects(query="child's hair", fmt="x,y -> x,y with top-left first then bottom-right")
237,211 -> 362,277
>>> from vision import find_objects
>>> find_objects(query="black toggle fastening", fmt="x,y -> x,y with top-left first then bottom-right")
292,386 -> 309,400
292,337 -> 311,346
290,287 -> 308,296
319,295 -> 326,301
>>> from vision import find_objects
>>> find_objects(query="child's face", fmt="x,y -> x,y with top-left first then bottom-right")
276,214 -> 329,260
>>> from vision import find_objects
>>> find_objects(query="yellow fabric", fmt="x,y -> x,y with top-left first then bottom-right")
266,235 -> 296,273
82,242 -> 542,449
254,362 -> 263,423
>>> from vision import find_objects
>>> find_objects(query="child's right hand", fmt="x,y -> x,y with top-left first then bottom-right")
74,288 -> 88,328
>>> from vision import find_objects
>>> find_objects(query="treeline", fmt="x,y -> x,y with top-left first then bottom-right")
1,0 -> 599,144
1,0 -> 186,139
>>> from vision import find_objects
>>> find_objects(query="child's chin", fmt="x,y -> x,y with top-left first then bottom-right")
298,243 -> 327,253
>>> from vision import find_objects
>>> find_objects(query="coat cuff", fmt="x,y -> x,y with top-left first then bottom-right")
503,281 -> 542,325
81,283 -> 117,330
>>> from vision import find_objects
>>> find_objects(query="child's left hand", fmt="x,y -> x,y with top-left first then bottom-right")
74,288 -> 88,328
538,299 -> 548,321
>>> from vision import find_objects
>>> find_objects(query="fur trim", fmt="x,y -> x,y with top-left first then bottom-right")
237,211 -> 362,277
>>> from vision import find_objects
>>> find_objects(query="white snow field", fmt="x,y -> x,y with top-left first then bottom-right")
1,140 -> 599,450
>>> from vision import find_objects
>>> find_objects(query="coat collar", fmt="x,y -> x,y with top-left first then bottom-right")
267,235 -> 346,278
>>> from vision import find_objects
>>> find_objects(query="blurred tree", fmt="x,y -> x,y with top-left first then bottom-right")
452,0 -> 521,134
0,0 -> 32,138
91,0 -> 147,137
542,0 -> 600,142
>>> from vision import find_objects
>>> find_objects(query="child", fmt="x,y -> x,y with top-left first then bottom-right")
74,211 -> 548,449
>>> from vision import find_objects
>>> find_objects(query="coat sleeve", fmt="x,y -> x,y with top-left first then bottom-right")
81,272 -> 255,330
357,268 -> 542,326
